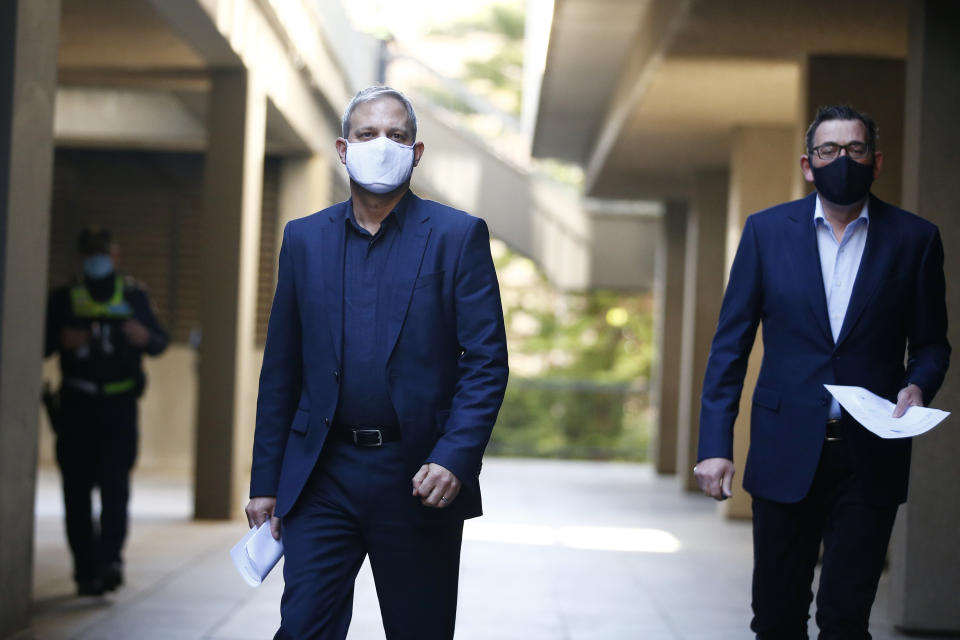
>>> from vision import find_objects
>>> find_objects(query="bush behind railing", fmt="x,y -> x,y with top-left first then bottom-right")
488,379 -> 650,461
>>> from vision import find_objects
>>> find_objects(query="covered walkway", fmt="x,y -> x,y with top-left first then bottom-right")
25,459 -> 931,640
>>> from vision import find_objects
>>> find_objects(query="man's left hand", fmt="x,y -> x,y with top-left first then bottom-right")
892,383 -> 924,418
122,320 -> 151,348
412,463 -> 460,508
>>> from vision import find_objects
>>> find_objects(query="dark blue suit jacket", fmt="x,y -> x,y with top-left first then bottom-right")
698,193 -> 949,505
250,192 -> 509,519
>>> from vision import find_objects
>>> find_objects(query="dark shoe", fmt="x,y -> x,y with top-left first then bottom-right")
99,562 -> 124,592
76,578 -> 105,597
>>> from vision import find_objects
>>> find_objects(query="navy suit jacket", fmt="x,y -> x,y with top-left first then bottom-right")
250,192 -> 509,519
698,193 -> 949,505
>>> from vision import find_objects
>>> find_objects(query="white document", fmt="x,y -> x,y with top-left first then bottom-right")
230,522 -> 284,587
823,384 -> 951,439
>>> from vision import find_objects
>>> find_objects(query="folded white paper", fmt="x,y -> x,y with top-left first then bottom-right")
824,384 -> 951,439
231,522 -> 284,587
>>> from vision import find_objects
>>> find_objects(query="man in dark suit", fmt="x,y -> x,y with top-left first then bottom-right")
694,105 -> 950,639
244,86 -> 508,639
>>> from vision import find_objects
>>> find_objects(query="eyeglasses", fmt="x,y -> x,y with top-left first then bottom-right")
811,141 -> 872,161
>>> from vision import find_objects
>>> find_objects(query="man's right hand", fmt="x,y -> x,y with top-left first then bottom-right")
694,458 -> 735,501
244,496 -> 281,540
61,327 -> 91,350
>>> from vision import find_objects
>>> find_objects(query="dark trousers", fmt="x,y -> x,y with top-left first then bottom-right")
55,390 -> 138,583
751,438 -> 898,640
275,437 -> 464,640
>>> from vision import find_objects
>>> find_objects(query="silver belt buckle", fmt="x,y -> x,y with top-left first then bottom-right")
353,429 -> 383,447
65,378 -> 99,395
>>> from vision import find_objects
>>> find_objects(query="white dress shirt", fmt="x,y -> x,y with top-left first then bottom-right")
814,195 -> 869,419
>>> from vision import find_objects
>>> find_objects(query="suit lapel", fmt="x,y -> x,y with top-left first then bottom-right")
835,195 -> 890,346
319,205 -> 346,364
385,196 -> 431,361
789,194 -> 834,345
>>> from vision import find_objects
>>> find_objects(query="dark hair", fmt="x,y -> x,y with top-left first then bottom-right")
805,105 -> 878,154
77,226 -> 112,255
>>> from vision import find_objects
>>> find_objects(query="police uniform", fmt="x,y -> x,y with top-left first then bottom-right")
44,272 -> 168,593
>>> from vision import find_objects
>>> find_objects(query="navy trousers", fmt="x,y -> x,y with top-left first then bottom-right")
276,437 -> 464,640
750,438 -> 898,640
55,389 -> 138,583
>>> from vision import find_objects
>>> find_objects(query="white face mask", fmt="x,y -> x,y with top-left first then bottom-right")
345,137 -> 415,194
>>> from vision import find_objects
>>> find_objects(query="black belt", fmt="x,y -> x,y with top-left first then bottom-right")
825,419 -> 843,442
331,424 -> 401,447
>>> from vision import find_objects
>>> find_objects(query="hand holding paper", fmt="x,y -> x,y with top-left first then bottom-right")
230,522 -> 284,587
824,384 -> 951,439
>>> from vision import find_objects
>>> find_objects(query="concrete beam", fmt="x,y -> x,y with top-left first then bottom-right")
55,86 -> 206,150
149,0 -> 347,154
53,85 -> 319,156
582,0 -> 693,194
587,207 -> 660,292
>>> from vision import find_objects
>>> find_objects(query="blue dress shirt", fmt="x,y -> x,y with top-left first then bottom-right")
334,197 -> 408,427
814,195 -> 869,419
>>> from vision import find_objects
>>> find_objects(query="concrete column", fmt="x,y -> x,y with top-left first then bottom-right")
889,1 -> 960,632
677,170 -> 728,491
795,55 -> 905,204
278,154 -> 333,244
718,127 -> 795,519
194,70 -> 266,519
0,0 -> 59,635
651,202 -> 686,474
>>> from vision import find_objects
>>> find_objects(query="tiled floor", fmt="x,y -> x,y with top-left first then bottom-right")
20,459 -> 942,639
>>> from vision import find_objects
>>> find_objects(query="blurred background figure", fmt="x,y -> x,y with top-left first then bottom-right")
43,226 -> 169,596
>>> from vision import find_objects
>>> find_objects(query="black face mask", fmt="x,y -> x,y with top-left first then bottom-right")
811,155 -> 874,206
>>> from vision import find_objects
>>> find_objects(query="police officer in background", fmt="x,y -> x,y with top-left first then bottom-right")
44,227 -> 169,596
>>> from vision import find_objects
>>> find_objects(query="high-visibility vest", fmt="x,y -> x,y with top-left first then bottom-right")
66,276 -> 137,395
69,276 -> 134,319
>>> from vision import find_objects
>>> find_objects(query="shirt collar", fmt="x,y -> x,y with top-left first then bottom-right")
813,194 -> 869,229
346,189 -> 412,233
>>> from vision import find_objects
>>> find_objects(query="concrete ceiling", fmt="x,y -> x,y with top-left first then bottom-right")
59,0 -> 205,71
669,0 -> 908,59
531,0 -> 910,197
609,58 -> 800,173
530,0 -> 654,163
56,0 -> 309,154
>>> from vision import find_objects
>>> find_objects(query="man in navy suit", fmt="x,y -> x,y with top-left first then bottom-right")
244,86 -> 508,639
695,105 -> 949,639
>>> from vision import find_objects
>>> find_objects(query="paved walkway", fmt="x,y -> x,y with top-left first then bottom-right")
20,459 -> 937,639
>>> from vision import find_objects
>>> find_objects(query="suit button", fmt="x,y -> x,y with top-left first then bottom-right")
324,417 -> 330,425
333,370 -> 340,383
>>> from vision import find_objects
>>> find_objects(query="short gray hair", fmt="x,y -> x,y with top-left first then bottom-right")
341,86 -> 418,140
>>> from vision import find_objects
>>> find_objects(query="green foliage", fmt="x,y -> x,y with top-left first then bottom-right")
463,46 -> 522,91
491,381 -> 650,461
428,2 -> 525,41
414,86 -> 477,115
490,244 -> 654,460
424,2 -> 525,115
